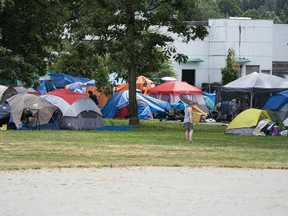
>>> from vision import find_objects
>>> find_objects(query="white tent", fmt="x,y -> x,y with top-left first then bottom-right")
221,73 -> 288,108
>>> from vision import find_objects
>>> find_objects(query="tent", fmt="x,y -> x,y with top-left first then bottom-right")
0,93 -> 61,129
263,90 -> 288,110
41,89 -> 104,130
262,89 -> 288,124
0,85 -> 40,105
85,86 -> 109,109
225,108 -> 272,135
101,90 -> 170,119
0,102 -> 11,126
147,81 -> 208,111
114,75 -> 155,94
221,73 -> 288,108
0,85 -> 8,102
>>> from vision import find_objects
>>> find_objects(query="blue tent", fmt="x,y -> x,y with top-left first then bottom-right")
101,90 -> 171,120
263,90 -> 288,110
0,102 -> 12,125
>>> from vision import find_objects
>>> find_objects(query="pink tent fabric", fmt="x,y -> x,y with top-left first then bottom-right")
147,81 -> 202,95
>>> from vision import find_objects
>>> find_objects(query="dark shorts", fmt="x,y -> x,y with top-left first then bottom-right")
183,122 -> 193,129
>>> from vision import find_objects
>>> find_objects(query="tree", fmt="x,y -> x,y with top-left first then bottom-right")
197,0 -> 223,20
241,9 -> 261,19
0,0 -> 66,85
67,0 -> 208,125
217,0 -> 243,17
221,48 -> 240,85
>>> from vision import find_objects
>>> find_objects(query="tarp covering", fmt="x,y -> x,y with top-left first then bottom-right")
101,90 -> 170,119
48,70 -> 90,89
226,108 -> 272,135
37,78 -> 56,94
41,89 -> 104,130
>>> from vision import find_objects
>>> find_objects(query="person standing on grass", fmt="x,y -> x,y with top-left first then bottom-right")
183,102 -> 194,141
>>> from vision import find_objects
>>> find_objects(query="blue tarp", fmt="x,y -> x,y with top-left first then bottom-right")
37,71 -> 91,94
48,70 -> 90,89
171,101 -> 186,111
101,90 -> 171,120
203,92 -> 216,104
37,79 -> 56,94
263,90 -> 288,110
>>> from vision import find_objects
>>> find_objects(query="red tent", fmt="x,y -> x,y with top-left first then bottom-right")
147,81 -> 202,95
147,81 -> 208,113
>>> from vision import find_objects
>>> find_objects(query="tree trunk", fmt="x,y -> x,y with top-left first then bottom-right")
128,65 -> 139,125
126,3 -> 139,126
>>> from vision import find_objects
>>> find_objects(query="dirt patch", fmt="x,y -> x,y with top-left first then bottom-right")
0,167 -> 288,216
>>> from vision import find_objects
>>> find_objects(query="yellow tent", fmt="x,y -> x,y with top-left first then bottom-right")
226,108 -> 272,135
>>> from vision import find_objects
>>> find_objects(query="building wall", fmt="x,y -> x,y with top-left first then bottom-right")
273,24 -> 288,78
172,18 -> 278,89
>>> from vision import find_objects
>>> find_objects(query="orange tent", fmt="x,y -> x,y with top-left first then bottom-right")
85,86 -> 109,108
114,75 -> 155,94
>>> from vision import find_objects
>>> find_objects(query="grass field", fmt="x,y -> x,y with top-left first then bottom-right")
0,119 -> 287,170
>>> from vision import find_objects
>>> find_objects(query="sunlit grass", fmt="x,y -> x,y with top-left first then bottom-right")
0,119 -> 287,170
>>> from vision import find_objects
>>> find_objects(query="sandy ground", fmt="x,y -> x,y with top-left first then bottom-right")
0,167 -> 288,216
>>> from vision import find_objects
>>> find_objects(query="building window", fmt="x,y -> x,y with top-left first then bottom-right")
246,65 -> 259,75
261,70 -> 270,74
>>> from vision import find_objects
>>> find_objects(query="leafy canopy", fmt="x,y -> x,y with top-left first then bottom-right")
66,0 -> 208,125
0,0 -> 66,85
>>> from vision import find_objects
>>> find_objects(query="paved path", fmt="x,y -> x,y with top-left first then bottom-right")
1,167 -> 288,216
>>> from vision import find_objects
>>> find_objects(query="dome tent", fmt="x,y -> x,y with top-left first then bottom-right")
41,89 -> 104,130
2,93 -> 60,129
226,108 -> 272,135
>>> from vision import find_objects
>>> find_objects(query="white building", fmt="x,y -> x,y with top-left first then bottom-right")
171,18 -> 288,91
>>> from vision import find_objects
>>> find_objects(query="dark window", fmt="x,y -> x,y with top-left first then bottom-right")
182,69 -> 195,86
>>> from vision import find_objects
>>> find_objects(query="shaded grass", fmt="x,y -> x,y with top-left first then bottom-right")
0,119 -> 287,170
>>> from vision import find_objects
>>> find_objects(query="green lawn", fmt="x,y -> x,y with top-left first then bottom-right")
0,119 -> 287,170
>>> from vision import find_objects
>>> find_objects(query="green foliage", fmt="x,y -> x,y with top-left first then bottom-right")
221,48 -> 240,85
197,0 -> 223,20
66,0 -> 208,125
217,0 -> 243,17
241,9 -> 261,19
0,0 -> 66,85
236,0 -> 288,23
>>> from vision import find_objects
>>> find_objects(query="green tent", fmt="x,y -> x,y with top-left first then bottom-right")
226,108 -> 272,135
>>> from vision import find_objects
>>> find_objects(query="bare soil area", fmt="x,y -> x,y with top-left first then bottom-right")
0,167 -> 288,216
